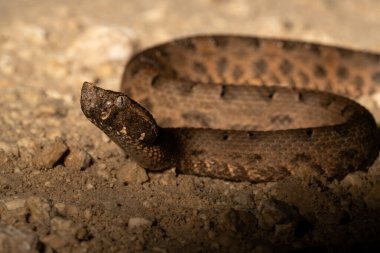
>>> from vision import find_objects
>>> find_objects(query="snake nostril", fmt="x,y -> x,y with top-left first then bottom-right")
223,133 -> 229,141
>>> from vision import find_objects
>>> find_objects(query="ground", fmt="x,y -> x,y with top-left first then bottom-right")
1,0 -> 380,252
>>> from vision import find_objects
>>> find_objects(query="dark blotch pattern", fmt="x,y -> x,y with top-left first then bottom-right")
337,48 -> 353,58
336,66 -> 349,80
281,41 -> 296,51
279,59 -> 294,75
308,44 -> 322,56
314,64 -> 327,79
372,71 -> 380,83
354,75 -> 364,90
233,65 -> 244,81
193,61 -> 207,74
180,39 -> 196,51
217,57 -> 228,77
178,81 -> 196,95
253,58 -> 267,76
248,38 -> 261,49
212,37 -> 229,48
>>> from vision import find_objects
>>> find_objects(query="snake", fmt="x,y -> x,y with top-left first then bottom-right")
80,35 -> 380,183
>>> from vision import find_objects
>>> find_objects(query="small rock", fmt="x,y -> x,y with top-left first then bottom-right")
232,192 -> 253,206
256,198 -> 299,230
64,148 -> 92,170
0,206 -> 29,225
33,138 -> 68,169
0,141 -> 19,156
95,163 -> 110,179
2,198 -> 26,210
220,209 -> 257,234
54,203 -> 66,216
117,161 -> 149,184
128,217 -> 153,230
42,217 -> 90,250
41,234 -> 68,250
341,171 -> 367,188
86,183 -> 94,190
25,196 -> 51,226
364,184 -> 380,209
0,222 -> 40,253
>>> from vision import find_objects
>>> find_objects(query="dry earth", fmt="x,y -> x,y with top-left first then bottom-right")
1,0 -> 380,252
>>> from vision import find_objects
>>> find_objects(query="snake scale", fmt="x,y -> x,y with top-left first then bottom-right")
80,35 -> 380,182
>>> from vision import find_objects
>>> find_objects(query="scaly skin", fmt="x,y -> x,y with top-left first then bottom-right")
80,35 -> 380,182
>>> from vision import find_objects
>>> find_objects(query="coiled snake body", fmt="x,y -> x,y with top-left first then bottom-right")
81,35 -> 379,182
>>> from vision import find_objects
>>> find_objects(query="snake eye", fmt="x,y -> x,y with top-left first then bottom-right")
115,96 -> 127,108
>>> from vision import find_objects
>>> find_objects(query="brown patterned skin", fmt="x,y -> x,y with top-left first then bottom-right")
80,35 -> 380,182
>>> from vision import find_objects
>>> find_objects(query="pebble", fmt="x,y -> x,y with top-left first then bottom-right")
220,209 -> 257,233
25,196 -> 51,226
64,147 -> 92,170
117,160 -> 149,184
364,184 -> 380,209
0,223 -> 40,253
95,163 -> 111,179
2,198 -> 26,210
41,217 -> 88,250
232,192 -> 254,206
256,198 -> 299,231
340,171 -> 367,188
33,138 -> 68,169
128,217 -> 153,230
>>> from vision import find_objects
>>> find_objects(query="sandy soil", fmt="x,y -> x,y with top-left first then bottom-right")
1,0 -> 380,252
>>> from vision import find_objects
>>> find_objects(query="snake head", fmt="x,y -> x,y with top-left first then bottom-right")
80,82 -> 159,146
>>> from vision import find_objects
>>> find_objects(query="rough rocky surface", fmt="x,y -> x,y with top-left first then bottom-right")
0,0 -> 380,252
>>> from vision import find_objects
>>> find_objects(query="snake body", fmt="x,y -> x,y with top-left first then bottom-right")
80,35 -> 379,182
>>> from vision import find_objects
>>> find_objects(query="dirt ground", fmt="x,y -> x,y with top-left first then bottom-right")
1,0 -> 380,252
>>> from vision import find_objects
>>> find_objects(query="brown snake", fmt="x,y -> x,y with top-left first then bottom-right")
80,35 -> 380,182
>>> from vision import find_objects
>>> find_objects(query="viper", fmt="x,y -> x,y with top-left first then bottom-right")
80,35 -> 380,182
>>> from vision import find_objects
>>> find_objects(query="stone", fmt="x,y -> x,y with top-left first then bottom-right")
117,160 -> 149,185
25,196 -> 51,226
0,223 -> 40,253
2,198 -> 26,210
33,138 -> 68,169
128,217 -> 153,230
256,198 -> 299,230
64,147 -> 92,170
